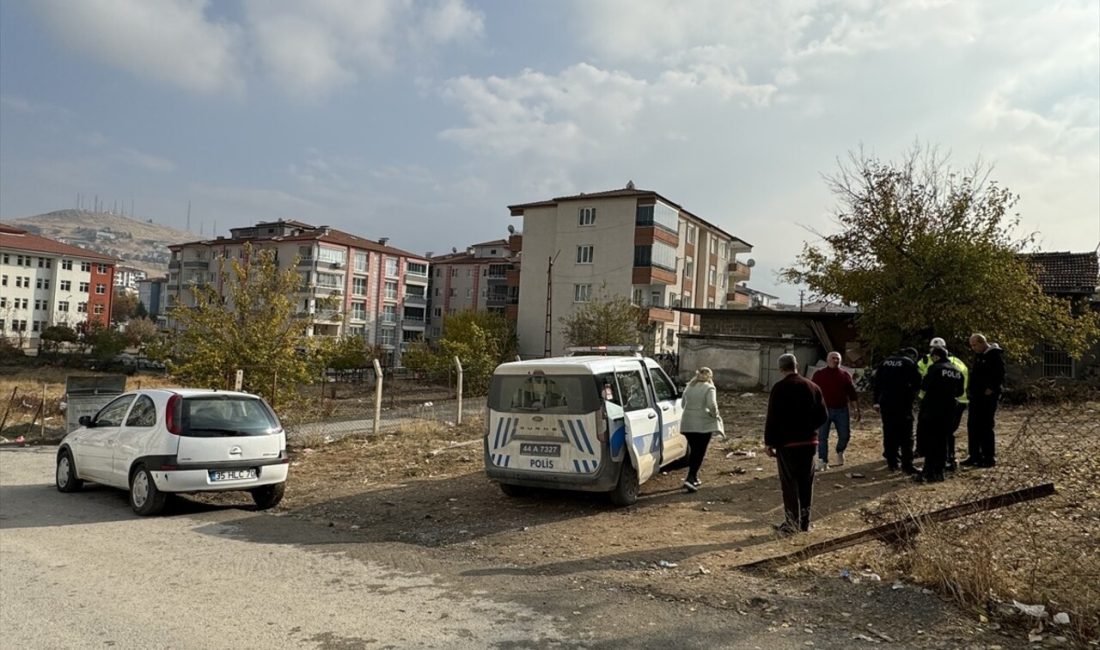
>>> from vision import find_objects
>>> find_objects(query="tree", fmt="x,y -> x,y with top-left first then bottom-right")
560,294 -> 647,349
39,324 -> 78,357
320,335 -> 384,371
111,289 -> 139,323
134,301 -> 149,319
403,311 -> 517,394
82,321 -> 127,362
123,317 -> 159,347
160,244 -> 323,406
781,144 -> 1100,361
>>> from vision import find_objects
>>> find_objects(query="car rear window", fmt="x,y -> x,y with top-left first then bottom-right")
488,374 -> 601,414
180,396 -> 281,437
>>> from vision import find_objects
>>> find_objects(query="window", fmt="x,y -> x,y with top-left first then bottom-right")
58,301 -> 69,312
93,304 -> 105,314
80,262 -> 91,272
578,207 -> 596,226
648,366 -> 677,402
574,284 -> 592,302
632,288 -> 643,305
1,275 -> 5,286
669,292 -> 679,308
384,281 -> 398,300
635,201 -> 678,231
382,305 -> 397,323
315,272 -> 343,289
434,307 -> 442,317
62,259 -> 72,270
15,276 -> 25,288
352,277 -> 368,296
60,280 -> 71,291
451,268 -> 458,277
78,302 -> 88,313
1042,345 -> 1074,378
93,396 -> 136,428
709,236 -> 718,255
38,257 -> 52,269
651,291 -> 662,307
351,302 -> 366,320
666,328 -> 676,346
317,247 -> 346,265
406,261 -> 428,276
95,284 -> 106,295
0,298 -> 5,308
125,396 -> 157,427
634,242 -> 677,271
616,371 -> 649,411
79,282 -> 90,292
97,263 -> 108,273
379,328 -> 395,345
489,374 -> 600,413
354,251 -> 369,273
36,278 -> 50,290
385,257 -> 399,277
34,299 -> 45,311
298,245 -> 314,260
709,266 -> 717,286
576,245 -> 594,264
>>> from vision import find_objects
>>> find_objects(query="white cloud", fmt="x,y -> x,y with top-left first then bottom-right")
34,0 -> 244,96
81,132 -> 176,173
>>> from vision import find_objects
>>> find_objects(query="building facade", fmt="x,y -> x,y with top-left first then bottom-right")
1,223 -> 118,348
114,265 -> 148,292
167,220 -> 429,366
136,276 -> 168,324
508,186 -> 753,358
426,236 -> 520,339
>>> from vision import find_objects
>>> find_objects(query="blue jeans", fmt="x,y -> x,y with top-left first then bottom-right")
818,407 -> 851,462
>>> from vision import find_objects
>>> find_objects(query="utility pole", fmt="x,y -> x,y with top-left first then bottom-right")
799,289 -> 805,312
543,251 -> 560,358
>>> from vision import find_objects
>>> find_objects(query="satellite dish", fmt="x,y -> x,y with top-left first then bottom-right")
452,247 -> 458,254
746,258 -> 756,268
507,224 -> 515,234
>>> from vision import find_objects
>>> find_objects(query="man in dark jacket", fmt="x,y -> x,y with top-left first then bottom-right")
964,333 -> 1005,468
764,353 -> 828,534
915,347 -> 964,483
873,347 -> 921,473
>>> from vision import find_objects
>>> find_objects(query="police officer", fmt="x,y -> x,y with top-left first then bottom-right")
917,337 -> 969,469
873,347 -> 921,473
915,347 -> 964,483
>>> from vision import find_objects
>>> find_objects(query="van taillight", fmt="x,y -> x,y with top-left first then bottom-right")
165,394 -> 182,434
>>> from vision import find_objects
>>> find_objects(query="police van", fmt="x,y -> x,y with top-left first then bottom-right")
484,347 -> 686,506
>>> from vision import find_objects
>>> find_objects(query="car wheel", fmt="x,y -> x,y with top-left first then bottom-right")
609,461 -> 639,506
251,482 -> 286,510
498,482 -> 530,498
129,465 -> 167,516
55,449 -> 83,493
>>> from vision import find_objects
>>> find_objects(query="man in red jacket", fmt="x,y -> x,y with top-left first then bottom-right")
765,354 -> 829,535
811,351 -> 862,470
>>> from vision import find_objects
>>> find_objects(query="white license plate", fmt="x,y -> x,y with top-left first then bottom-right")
209,468 -> 257,482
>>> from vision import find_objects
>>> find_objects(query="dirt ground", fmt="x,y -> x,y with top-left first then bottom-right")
255,391 -> 1099,648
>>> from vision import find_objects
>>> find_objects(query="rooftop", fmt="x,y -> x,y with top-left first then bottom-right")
170,222 -> 427,261
0,222 -> 120,263
1024,252 -> 1099,295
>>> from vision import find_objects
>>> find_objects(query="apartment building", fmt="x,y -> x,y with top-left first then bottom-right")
0,223 -> 118,348
167,219 -> 429,366
114,265 -> 147,292
507,186 -> 752,358
426,235 -> 521,339
136,276 -> 168,323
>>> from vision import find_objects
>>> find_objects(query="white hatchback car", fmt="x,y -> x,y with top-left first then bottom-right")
56,388 -> 289,515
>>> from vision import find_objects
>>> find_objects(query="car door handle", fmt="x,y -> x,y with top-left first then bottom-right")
660,405 -> 670,411
647,412 -> 657,419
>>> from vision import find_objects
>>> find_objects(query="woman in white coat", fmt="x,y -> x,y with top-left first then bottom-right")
679,367 -> 723,492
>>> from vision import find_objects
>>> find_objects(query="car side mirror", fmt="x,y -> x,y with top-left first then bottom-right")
78,415 -> 94,427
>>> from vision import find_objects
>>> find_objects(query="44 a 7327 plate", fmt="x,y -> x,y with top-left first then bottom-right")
520,443 -> 561,457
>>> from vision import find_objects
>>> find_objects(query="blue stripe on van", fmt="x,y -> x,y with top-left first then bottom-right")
573,459 -> 581,472
575,420 -> 595,455
566,420 -> 582,452
493,417 -> 504,450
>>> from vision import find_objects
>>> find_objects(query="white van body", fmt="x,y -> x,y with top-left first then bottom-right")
484,355 -> 686,505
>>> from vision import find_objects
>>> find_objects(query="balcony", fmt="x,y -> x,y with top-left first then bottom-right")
403,292 -> 427,305
402,319 -> 426,330
646,307 -> 676,323
183,260 -> 209,269
728,260 -> 751,283
632,266 -> 677,285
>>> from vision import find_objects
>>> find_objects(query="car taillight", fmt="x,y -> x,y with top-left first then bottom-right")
165,394 -> 182,434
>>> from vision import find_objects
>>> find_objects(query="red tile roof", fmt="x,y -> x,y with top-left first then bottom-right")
0,223 -> 120,263
170,225 -> 427,261
1024,252 -> 1099,295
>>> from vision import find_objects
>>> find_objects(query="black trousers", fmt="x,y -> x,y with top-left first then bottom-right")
880,402 -> 915,469
918,409 -> 951,478
682,432 -> 713,482
967,393 -> 999,462
947,403 -> 966,464
776,445 -> 816,531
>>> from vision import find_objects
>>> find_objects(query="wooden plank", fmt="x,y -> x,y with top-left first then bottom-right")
736,482 -> 1056,570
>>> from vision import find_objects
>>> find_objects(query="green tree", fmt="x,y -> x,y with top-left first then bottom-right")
781,144 -> 1100,361
39,324 -> 78,358
123,317 -> 159,347
134,301 -> 149,319
82,321 -> 127,362
161,244 -> 323,405
111,289 -> 139,323
320,336 -> 384,371
404,311 -> 517,394
560,294 -> 647,349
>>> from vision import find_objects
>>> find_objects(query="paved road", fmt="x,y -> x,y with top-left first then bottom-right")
1,447 -> 976,649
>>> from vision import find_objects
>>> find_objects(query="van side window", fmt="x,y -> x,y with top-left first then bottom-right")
616,371 -> 649,411
648,367 -> 677,402
596,372 -> 621,405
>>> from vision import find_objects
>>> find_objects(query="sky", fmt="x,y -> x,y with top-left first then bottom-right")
1,0 -> 1097,302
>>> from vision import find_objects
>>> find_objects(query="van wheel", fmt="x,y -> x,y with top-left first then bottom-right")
129,465 -> 167,516
499,483 -> 529,498
609,462 -> 639,506
251,483 -> 286,510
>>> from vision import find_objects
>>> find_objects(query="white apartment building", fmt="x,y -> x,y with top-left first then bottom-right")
167,220 -> 429,366
427,236 -> 520,340
114,265 -> 147,292
1,223 -> 118,348
508,186 -> 752,358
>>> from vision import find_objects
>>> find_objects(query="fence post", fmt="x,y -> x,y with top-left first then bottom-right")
373,359 -> 383,436
454,356 -> 463,425
40,382 -> 46,440
0,387 -> 17,435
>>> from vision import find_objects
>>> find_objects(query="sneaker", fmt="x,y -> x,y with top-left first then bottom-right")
683,479 -> 701,492
834,452 -> 845,467
814,458 -> 828,472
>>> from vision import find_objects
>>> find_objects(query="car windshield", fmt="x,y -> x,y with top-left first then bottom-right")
180,396 -> 280,437
488,374 -> 601,414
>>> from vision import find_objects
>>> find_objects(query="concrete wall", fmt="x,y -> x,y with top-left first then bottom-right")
679,335 -> 819,390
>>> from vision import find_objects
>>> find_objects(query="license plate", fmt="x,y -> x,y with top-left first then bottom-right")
208,468 -> 257,482
520,443 -> 561,457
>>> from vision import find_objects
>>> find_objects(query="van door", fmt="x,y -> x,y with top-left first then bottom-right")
615,366 -> 661,483
647,363 -> 686,464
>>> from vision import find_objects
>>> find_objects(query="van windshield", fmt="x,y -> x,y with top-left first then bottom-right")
489,374 -> 601,414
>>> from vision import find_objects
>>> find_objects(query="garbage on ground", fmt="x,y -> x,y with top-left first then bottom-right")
847,472 -> 866,479
656,560 -> 678,569
1012,600 -> 1047,618
697,565 -> 711,575
726,450 -> 756,458
853,633 -> 880,643
1053,612 -> 1070,625
860,571 -> 881,581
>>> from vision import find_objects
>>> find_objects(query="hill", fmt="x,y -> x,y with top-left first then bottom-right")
7,210 -> 195,277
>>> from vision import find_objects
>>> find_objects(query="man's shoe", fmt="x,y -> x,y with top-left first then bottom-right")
773,522 -> 799,536
960,457 -> 980,467
886,463 -> 899,472
977,459 -> 996,468
683,479 -> 701,492
945,461 -> 957,472
901,465 -> 918,475
912,473 -> 928,483
814,458 -> 828,472
834,452 -> 845,467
